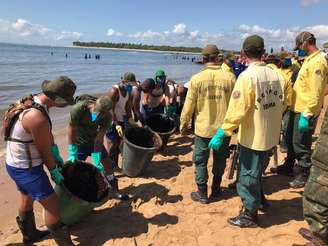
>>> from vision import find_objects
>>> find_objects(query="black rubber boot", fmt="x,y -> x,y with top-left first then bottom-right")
289,168 -> 310,189
295,228 -> 327,246
190,184 -> 208,204
228,208 -> 258,228
210,176 -> 222,198
270,159 -> 295,176
16,210 -> 50,245
48,222 -> 74,246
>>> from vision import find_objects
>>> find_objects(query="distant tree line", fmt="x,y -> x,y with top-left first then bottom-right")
73,41 -> 207,53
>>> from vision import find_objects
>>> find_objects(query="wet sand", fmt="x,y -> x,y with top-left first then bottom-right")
1,98 -> 327,246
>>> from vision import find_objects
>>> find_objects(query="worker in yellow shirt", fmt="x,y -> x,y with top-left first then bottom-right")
209,35 -> 290,227
277,32 -> 328,189
180,44 -> 235,204
221,53 -> 236,75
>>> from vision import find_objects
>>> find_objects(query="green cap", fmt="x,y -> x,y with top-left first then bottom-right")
293,31 -> 315,51
202,44 -> 220,56
243,35 -> 264,53
123,72 -> 136,82
42,76 -> 76,106
94,96 -> 113,114
323,42 -> 328,49
155,69 -> 166,77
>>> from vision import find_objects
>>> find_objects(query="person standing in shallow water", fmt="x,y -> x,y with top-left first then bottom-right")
209,35 -> 291,227
4,76 -> 76,245
180,44 -> 235,204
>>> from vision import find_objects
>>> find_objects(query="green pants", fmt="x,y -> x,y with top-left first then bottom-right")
237,144 -> 269,213
192,135 -> 230,185
303,165 -> 328,242
286,111 -> 315,168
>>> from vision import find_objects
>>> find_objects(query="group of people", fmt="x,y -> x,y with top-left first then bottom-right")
180,32 -> 328,245
2,31 -> 328,245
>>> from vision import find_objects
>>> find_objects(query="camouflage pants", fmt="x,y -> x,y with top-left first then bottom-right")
303,164 -> 328,242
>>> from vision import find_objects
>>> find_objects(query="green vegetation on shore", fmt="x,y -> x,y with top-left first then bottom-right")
73,41 -> 205,53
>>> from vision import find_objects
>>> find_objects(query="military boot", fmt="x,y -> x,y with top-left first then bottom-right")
289,168 -> 310,189
48,222 -> 74,246
228,208 -> 258,228
190,184 -> 208,204
296,228 -> 327,246
16,210 -> 50,245
270,158 -> 295,176
210,176 -> 222,198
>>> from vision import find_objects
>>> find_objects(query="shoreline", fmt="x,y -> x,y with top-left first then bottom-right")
70,45 -> 202,55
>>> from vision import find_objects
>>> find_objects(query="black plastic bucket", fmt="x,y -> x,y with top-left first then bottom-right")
122,127 -> 162,177
54,162 -> 109,225
145,114 -> 176,151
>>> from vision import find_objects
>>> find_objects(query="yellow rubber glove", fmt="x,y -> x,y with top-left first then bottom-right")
116,125 -> 123,137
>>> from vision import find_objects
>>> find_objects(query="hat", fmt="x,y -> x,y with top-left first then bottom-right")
279,51 -> 291,60
42,76 -> 76,106
123,72 -> 136,82
202,44 -> 220,56
155,69 -> 166,77
243,35 -> 264,53
225,52 -> 235,60
323,42 -> 328,49
293,31 -> 315,51
94,96 -> 113,114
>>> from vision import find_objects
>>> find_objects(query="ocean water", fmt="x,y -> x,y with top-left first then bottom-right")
0,43 -> 201,109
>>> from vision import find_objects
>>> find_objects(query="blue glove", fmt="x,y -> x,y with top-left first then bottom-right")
299,113 -> 310,132
50,144 -> 64,166
50,167 -> 64,185
91,152 -> 104,172
68,144 -> 78,163
208,128 -> 226,151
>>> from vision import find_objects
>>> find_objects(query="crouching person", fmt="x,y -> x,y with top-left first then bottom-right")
294,107 -> 328,246
3,76 -> 76,245
67,95 -> 114,174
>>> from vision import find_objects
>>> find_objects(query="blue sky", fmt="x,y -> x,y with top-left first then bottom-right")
0,0 -> 327,50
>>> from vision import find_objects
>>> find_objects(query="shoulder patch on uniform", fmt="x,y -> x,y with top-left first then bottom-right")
232,90 -> 241,99
315,69 -> 322,75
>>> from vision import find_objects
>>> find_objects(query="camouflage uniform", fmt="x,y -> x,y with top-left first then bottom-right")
303,107 -> 328,242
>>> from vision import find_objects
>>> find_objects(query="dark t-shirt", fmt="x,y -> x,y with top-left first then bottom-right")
70,101 -> 112,147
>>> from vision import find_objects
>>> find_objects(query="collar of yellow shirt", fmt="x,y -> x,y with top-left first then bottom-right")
304,50 -> 321,63
202,64 -> 220,70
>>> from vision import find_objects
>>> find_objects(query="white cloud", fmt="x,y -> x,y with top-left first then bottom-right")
107,28 -> 123,37
237,24 -> 328,50
0,18 -> 82,45
106,22 -> 328,51
300,0 -> 321,6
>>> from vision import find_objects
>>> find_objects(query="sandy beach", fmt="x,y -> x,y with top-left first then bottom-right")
0,98 -> 326,246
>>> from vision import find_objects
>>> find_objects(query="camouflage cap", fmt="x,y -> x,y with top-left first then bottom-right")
42,76 -> 76,106
293,31 -> 315,51
242,35 -> 264,53
202,44 -> 220,56
94,96 -> 113,114
123,72 -> 136,82
323,42 -> 328,49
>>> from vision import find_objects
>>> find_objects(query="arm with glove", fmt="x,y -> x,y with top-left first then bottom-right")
23,109 -> 64,185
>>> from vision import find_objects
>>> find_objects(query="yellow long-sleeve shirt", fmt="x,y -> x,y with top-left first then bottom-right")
221,62 -> 290,151
292,50 -> 328,117
180,64 -> 236,138
266,63 -> 293,108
